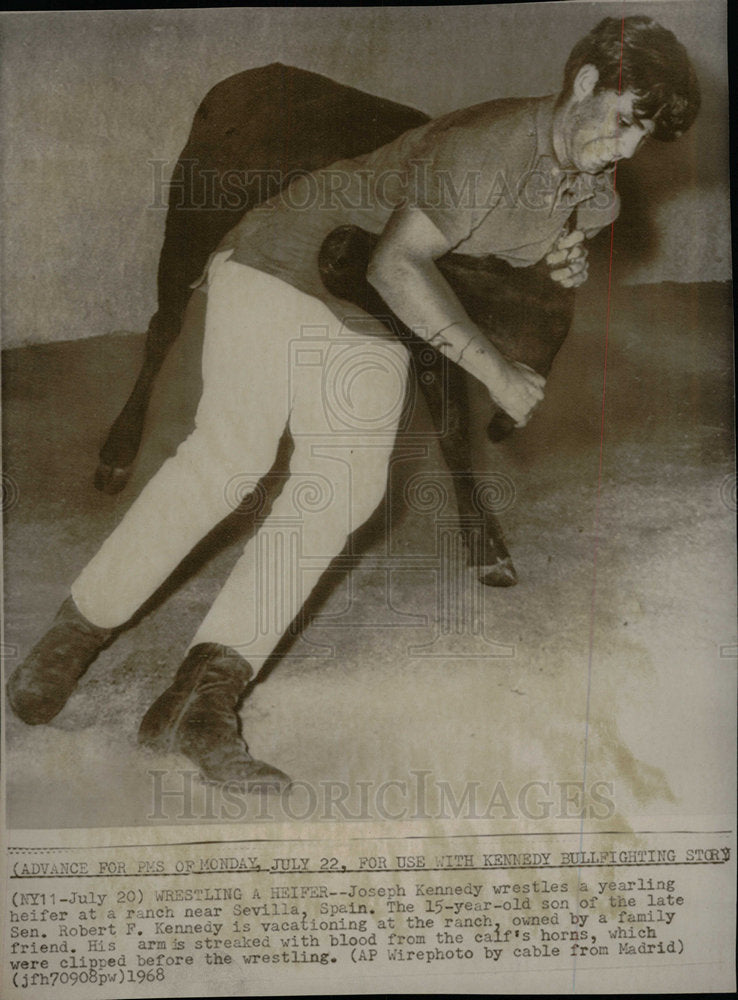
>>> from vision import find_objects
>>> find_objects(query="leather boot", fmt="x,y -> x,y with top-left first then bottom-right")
6,596 -> 116,725
138,643 -> 291,791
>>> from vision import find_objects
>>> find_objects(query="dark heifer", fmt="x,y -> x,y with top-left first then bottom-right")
95,63 -> 574,584
318,225 -> 574,580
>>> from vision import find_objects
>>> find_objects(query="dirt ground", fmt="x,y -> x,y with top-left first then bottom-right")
2,270 -> 735,830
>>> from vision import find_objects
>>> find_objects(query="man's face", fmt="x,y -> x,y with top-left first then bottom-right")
563,89 -> 655,174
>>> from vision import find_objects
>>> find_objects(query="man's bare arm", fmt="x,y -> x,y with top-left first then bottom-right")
367,204 -> 545,426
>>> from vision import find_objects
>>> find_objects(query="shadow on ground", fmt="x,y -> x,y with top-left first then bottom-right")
2,274 -> 735,829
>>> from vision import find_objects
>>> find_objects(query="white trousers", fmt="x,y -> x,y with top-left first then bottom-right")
72,258 -> 409,669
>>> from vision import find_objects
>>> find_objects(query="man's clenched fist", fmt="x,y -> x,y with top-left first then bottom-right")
546,229 -> 589,288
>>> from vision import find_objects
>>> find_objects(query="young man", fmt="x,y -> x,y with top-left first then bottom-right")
7,17 -> 699,790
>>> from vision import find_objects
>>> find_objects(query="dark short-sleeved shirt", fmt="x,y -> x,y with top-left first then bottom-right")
206,94 -> 619,332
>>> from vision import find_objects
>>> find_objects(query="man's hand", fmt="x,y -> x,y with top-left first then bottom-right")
369,204 -> 546,425
482,355 -> 546,427
545,229 -> 589,288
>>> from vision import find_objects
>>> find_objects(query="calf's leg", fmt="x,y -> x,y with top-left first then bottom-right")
319,225 -> 518,585
405,341 -> 518,585
95,309 -> 182,493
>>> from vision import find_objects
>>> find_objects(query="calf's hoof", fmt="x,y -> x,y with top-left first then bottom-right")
478,556 -> 518,588
94,462 -> 132,494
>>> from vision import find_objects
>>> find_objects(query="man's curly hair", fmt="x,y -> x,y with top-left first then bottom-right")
560,16 -> 700,141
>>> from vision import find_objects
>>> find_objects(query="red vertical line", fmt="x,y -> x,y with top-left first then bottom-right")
572,13 -> 625,995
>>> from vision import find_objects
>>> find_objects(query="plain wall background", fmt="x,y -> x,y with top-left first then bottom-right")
0,1 -> 730,348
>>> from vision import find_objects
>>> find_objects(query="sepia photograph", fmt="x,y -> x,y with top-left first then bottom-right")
1,2 -> 735,994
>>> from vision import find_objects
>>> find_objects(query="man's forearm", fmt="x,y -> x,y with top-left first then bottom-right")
367,205 -> 545,426
366,250 -> 508,388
